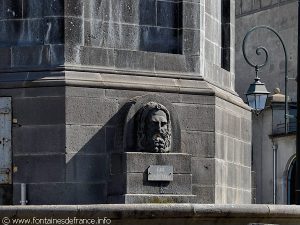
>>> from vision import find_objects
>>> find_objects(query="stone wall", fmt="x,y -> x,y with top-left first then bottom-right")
0,0 -> 252,204
67,0 -> 201,75
214,96 -> 252,203
0,0 -> 237,91
0,0 -> 64,69
0,75 -> 251,205
204,0 -> 235,90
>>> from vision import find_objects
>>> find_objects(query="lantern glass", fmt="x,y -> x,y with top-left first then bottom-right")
246,93 -> 268,112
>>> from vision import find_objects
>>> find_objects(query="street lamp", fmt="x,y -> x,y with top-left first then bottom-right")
242,25 -> 289,134
245,73 -> 270,115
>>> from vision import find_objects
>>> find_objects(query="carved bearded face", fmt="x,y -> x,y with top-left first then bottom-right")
137,102 -> 171,153
145,109 -> 169,153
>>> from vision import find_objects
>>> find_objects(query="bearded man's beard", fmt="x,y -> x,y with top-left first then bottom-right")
147,132 -> 170,153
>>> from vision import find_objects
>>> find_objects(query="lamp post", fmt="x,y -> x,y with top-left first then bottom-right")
242,25 -> 290,205
242,25 -> 289,134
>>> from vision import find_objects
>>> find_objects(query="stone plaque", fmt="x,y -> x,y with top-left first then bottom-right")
147,165 -> 173,181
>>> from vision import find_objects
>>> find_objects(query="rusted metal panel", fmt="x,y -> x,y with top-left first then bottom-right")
0,97 -> 12,184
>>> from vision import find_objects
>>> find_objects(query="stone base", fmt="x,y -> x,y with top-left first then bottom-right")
109,152 -> 193,203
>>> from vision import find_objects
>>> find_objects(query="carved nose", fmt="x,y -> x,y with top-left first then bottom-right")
158,124 -> 164,133
159,126 -> 164,133
153,122 -> 160,130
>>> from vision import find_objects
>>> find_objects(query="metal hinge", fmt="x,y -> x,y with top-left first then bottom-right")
0,108 -> 10,114
0,168 -> 10,174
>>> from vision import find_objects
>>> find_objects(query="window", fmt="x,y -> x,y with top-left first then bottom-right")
221,0 -> 230,71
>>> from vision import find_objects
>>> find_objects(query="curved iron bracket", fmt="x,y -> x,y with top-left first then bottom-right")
242,25 -> 289,133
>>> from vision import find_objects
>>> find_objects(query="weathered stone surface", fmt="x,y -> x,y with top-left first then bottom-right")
65,0 -> 83,17
2,0 -> 22,19
0,47 -> 11,68
155,55 -> 200,73
126,173 -> 192,195
66,125 -> 106,154
84,0 -> 109,20
44,0 -> 64,16
138,0 -> 157,26
66,87 -> 105,98
65,17 -> 84,46
84,20 -> 109,47
44,17 -> 64,45
0,0 -> 216,76
215,160 -> 227,186
115,50 -> 155,71
205,15 -> 220,45
13,125 -> 65,155
12,46 -> 50,67
0,87 -> 65,98
0,185 -> 12,205
110,194 -> 195,204
183,2 -> 200,29
183,29 -> 201,55
205,0 -> 220,18
13,182 -> 107,205
13,97 -> 65,125
241,0 -> 252,13
14,155 -> 66,183
261,0 -> 273,8
65,97 -> 118,125
157,1 -> 181,28
66,154 -> 108,182
118,0 -> 140,24
192,185 -> 215,203
175,104 -> 215,132
80,47 -> 115,67
181,131 -> 215,157
50,44 -> 64,65
110,152 -> 193,202
23,0 -> 44,18
106,126 -> 117,152
0,20 -> 44,47
241,117 -> 251,142
140,27 -> 181,54
181,94 -> 215,105
192,158 -> 215,186
116,152 -> 191,174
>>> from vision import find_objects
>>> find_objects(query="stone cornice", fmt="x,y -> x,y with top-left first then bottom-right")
0,69 -> 250,110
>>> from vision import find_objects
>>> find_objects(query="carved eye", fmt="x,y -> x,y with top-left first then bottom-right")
161,121 -> 167,127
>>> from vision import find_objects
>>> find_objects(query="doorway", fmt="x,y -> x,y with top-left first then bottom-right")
287,157 -> 296,205
0,97 -> 12,205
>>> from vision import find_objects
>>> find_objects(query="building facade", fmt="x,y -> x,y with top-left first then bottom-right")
235,0 -> 298,204
0,0 -> 251,205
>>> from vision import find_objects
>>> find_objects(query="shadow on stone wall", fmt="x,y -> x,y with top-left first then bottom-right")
63,100 -> 135,204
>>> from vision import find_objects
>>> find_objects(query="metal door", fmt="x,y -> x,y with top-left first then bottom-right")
0,97 -> 12,184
